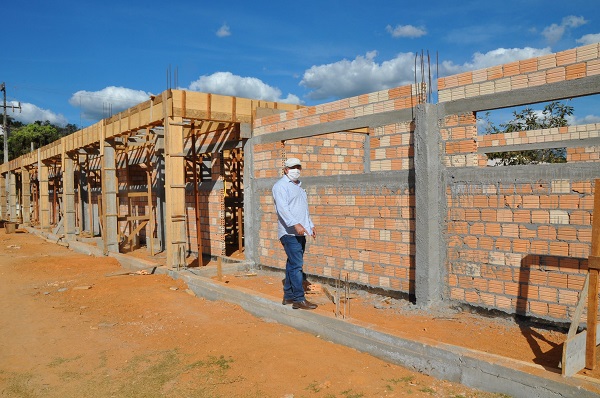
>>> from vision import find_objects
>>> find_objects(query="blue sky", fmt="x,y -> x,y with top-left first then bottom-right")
2,0 -> 599,128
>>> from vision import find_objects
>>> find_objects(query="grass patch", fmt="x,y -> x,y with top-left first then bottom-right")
0,372 -> 38,398
47,355 -> 82,368
341,389 -> 365,398
306,381 -> 322,393
111,350 -> 240,398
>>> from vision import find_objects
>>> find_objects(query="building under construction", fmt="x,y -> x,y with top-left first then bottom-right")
1,43 -> 600,333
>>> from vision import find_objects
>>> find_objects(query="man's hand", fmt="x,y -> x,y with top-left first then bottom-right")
294,224 -> 306,235
311,227 -> 317,239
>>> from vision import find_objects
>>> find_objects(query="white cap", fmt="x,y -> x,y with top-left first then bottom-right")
284,157 -> 301,168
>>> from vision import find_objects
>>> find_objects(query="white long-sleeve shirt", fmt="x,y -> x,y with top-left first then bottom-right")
272,175 -> 314,239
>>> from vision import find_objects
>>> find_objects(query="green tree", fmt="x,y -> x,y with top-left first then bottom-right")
6,121 -> 64,160
483,101 -> 573,166
58,123 -> 79,136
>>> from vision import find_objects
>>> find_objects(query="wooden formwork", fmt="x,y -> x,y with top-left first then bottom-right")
0,89 -> 302,269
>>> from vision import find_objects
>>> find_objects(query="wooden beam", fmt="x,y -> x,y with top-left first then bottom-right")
586,178 -> 600,369
117,215 -> 150,222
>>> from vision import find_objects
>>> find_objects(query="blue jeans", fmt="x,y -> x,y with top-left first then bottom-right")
280,235 -> 306,302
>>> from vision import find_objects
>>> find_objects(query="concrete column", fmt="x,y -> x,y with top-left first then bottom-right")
62,154 -> 76,240
414,103 -> 445,307
77,155 -> 87,233
243,139 -> 259,269
39,163 -> 51,230
0,173 -> 6,219
102,140 -> 119,253
164,115 -> 187,268
21,167 -> 31,224
8,171 -> 17,222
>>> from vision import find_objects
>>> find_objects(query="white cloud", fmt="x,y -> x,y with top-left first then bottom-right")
299,46 -> 556,100
440,47 -> 552,76
576,33 -> 600,46
575,114 -> 600,124
300,51 -> 417,100
7,101 -> 68,126
69,86 -> 151,121
386,24 -> 426,38
216,24 -> 231,38
542,15 -> 587,44
188,72 -> 301,104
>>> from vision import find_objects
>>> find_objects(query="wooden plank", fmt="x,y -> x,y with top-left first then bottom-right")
586,178 -> 600,369
217,257 -> 223,281
587,269 -> 599,369
567,274 -> 590,340
146,156 -> 155,256
322,285 -> 336,304
123,221 -> 148,244
589,255 -> 600,270
117,191 -> 148,198
117,215 -> 150,221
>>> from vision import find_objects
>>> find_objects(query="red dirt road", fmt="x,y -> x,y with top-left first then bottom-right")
0,228 -> 582,397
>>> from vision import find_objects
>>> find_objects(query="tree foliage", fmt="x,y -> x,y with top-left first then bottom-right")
483,101 -> 573,166
0,118 -> 78,163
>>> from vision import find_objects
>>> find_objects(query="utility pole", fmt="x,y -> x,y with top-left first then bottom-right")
1,82 -> 6,164
1,82 -> 22,164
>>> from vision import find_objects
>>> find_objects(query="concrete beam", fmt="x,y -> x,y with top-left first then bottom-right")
442,74 -> 600,115
253,108 -> 413,144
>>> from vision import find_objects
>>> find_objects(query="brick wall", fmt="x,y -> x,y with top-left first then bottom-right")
185,144 -> 226,257
251,43 -> 600,323
446,179 -> 592,320
439,43 -> 599,321
254,85 -> 421,298
437,44 -> 600,102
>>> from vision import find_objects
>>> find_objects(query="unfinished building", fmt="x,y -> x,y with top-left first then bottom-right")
1,42 -> 599,333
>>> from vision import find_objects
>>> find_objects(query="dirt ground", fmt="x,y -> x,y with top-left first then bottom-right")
0,228 -> 596,398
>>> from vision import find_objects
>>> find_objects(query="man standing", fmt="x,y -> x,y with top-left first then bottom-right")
272,157 -> 317,310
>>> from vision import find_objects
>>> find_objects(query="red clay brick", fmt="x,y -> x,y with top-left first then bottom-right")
495,238 -> 512,251
566,62 -> 586,80
479,236 -> 494,250
556,49 -> 577,66
548,304 -> 567,319
519,58 -> 538,73
549,241 -> 569,257
485,223 -> 501,236
529,302 -> 549,317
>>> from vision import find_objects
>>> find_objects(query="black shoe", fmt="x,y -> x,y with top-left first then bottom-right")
282,298 -> 294,305
292,300 -> 317,310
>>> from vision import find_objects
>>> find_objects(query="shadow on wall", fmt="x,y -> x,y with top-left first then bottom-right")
517,254 -> 587,371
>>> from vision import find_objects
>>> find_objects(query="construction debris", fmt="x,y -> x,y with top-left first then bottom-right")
104,267 -> 155,277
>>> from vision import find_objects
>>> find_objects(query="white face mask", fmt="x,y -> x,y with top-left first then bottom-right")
287,169 -> 301,181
